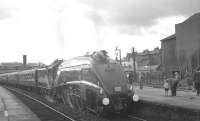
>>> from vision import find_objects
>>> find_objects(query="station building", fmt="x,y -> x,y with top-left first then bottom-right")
161,12 -> 200,77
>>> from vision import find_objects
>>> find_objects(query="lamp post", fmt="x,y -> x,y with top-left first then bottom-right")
132,47 -> 137,82
115,48 -> 118,61
116,46 -> 122,65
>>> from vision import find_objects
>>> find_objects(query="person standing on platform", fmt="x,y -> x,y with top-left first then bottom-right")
127,72 -> 134,84
193,67 -> 200,96
139,72 -> 144,90
163,79 -> 169,96
170,71 -> 180,96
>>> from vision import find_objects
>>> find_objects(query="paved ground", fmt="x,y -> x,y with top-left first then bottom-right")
0,86 -> 41,121
135,86 -> 200,111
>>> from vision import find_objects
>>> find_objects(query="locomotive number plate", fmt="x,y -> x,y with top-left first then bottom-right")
114,86 -> 122,92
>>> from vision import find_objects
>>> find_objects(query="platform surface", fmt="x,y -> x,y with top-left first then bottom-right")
0,86 -> 41,121
135,86 -> 200,111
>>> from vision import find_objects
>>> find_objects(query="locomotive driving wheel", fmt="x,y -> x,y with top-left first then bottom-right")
63,87 -> 74,109
74,96 -> 84,112
63,86 -> 85,112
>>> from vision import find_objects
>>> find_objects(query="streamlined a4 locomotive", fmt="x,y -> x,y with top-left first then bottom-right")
0,51 -> 139,114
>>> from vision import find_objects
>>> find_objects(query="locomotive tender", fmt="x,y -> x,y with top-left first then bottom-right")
0,51 -> 139,114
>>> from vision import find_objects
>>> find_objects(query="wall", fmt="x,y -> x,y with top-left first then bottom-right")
161,35 -> 178,77
175,13 -> 200,72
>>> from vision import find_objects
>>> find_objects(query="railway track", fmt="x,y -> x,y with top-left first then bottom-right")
5,86 -> 111,121
5,86 -> 146,121
128,115 -> 147,121
6,87 -> 77,121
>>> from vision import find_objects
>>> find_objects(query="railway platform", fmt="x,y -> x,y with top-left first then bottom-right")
132,86 -> 200,121
0,86 -> 41,121
135,86 -> 200,111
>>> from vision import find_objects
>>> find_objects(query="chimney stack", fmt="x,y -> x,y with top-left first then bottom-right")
23,55 -> 27,66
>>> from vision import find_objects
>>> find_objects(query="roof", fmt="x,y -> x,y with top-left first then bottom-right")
160,34 -> 176,42
125,53 -> 132,60
182,12 -> 200,24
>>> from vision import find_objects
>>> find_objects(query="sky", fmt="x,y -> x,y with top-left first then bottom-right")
0,0 -> 200,64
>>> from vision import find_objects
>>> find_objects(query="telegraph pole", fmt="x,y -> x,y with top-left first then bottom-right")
119,49 -> 122,65
132,47 -> 137,82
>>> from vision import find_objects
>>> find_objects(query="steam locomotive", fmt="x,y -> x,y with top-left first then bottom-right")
0,51 -> 139,114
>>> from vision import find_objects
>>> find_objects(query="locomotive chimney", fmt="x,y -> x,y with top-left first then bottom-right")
23,55 -> 27,66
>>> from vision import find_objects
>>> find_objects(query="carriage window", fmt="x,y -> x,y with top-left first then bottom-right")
82,69 -> 99,84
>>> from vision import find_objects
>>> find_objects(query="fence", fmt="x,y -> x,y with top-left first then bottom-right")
133,71 -> 193,90
135,72 -> 163,88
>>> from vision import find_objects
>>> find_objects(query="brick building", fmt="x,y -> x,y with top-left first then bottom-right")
176,13 -> 200,72
124,47 -> 161,72
161,34 -> 178,76
161,12 -> 200,77
136,48 -> 161,72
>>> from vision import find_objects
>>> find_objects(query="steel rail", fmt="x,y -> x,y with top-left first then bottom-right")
128,115 -> 147,121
